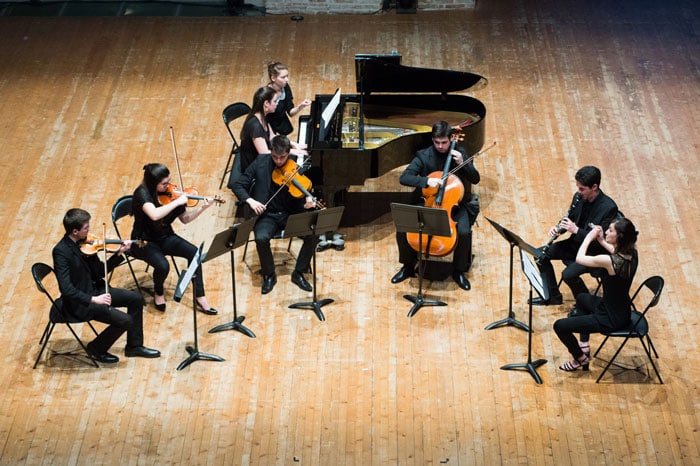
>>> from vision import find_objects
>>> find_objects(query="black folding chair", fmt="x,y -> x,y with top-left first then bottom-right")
111,195 -> 180,293
32,262 -> 99,368
593,275 -> 665,383
219,102 -> 251,189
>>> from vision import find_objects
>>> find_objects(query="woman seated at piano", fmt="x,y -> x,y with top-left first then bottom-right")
266,62 -> 311,137
234,86 -> 308,184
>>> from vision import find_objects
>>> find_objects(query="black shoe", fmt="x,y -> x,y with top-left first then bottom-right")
196,304 -> 218,315
391,265 -> 415,284
124,346 -> 161,358
529,294 -> 563,306
262,273 -> 277,294
154,301 -> 166,312
452,272 -> 471,291
86,343 -> 119,364
291,271 -> 312,292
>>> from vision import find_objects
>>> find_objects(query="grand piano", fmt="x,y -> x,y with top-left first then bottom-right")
298,53 -> 487,226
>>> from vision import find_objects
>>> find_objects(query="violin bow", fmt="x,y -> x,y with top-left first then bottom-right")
102,223 -> 109,295
169,126 -> 186,192
445,140 -> 497,179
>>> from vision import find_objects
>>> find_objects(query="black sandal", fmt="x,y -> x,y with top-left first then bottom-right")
559,353 -> 590,372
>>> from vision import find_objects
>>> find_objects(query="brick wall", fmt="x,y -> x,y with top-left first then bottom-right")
261,0 -> 476,15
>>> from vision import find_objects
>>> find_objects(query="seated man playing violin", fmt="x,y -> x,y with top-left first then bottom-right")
52,208 -> 160,363
232,135 -> 317,295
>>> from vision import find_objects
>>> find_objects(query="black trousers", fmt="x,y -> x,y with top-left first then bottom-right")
87,287 -> 144,353
129,234 -> 205,297
253,211 -> 314,277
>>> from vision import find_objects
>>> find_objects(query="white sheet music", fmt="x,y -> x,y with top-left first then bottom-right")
520,248 -> 548,300
321,88 -> 341,126
175,243 -> 204,302
298,119 -> 308,145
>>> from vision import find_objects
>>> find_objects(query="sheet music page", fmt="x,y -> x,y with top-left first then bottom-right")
175,243 -> 203,301
520,248 -> 549,300
321,88 -> 341,130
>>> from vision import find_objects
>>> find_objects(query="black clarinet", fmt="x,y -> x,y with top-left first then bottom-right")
536,192 -> 582,264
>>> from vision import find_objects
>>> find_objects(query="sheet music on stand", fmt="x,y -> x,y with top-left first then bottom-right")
174,243 -> 203,303
520,248 -> 549,302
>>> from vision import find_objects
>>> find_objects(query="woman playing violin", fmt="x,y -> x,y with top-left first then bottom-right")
129,163 -> 218,314
231,135 -> 317,295
391,120 -> 481,291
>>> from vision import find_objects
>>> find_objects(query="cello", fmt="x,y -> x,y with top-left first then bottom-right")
406,137 -> 496,257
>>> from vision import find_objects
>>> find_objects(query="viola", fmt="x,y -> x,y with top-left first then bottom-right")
80,234 -> 147,255
269,159 -> 325,209
158,182 -> 225,207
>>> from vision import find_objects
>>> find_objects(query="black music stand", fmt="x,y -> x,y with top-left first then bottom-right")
285,206 -> 345,322
206,218 -> 256,338
174,243 -> 224,371
500,248 -> 549,384
485,217 -> 545,332
390,203 -> 451,318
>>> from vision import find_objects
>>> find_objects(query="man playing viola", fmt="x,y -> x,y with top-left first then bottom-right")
391,120 -> 481,291
232,135 -> 317,295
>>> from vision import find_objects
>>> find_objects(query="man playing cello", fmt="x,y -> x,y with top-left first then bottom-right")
390,120 -> 481,291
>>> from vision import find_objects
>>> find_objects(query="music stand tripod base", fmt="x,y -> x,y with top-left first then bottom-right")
500,358 -> 548,385
485,314 -> 531,333
209,315 -> 256,338
177,346 -> 225,371
289,298 -> 333,322
404,293 -> 447,318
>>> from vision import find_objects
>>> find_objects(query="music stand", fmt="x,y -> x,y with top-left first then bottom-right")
390,203 -> 451,318
205,218 -> 256,338
174,243 -> 224,371
284,206 -> 344,321
500,248 -> 549,384
485,217 -> 544,332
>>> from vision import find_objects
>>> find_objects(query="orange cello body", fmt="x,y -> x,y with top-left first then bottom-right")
406,171 -> 465,256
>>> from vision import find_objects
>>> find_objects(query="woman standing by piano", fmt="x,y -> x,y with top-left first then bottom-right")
266,62 -> 311,137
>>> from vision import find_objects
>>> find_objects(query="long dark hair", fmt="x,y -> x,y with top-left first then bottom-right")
612,216 -> 638,256
241,86 -> 277,141
141,163 -> 170,204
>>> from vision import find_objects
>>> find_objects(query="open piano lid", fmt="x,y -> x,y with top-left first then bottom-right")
355,54 -> 487,94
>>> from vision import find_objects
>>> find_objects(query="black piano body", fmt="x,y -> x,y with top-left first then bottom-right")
299,54 -> 487,226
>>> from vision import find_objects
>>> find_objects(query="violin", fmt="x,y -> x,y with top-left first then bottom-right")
158,182 -> 225,207
269,159 -> 325,209
80,233 -> 147,255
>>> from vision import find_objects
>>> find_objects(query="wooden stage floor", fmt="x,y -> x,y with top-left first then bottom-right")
1,1 -> 699,464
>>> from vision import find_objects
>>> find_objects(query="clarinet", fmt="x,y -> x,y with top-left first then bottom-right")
536,192 -> 582,265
